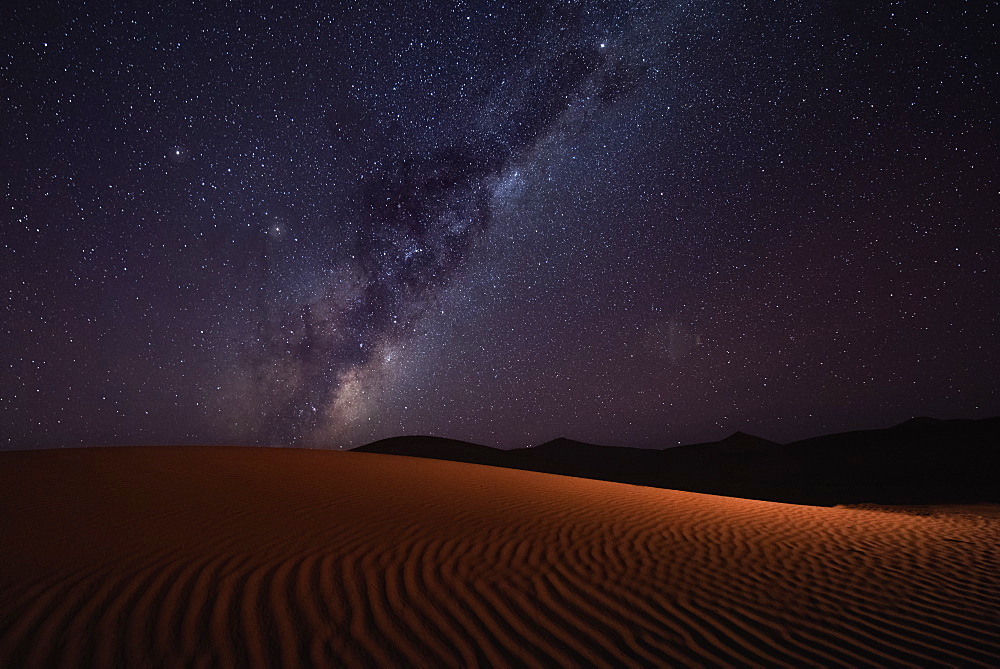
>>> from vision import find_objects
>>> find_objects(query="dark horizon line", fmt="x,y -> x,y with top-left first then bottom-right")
7,413 -> 995,454
355,414 -> 996,452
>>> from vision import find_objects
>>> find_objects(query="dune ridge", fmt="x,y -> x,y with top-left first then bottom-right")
1,446 -> 998,667
357,416 -> 1000,505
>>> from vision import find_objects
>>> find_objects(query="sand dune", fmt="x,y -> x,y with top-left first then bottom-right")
1,447 -> 998,667
358,417 -> 1000,505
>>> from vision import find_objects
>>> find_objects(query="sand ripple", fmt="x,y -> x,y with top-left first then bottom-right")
1,447 -> 998,667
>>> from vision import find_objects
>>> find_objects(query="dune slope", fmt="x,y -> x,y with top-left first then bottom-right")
357,417 -> 1000,505
1,446 -> 998,667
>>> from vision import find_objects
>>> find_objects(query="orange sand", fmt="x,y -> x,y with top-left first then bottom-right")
1,446 -> 998,667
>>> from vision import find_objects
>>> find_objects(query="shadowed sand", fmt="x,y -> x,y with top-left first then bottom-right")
1,447 -> 998,667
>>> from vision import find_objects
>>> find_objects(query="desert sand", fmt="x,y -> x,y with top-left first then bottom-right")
1,446 -> 998,667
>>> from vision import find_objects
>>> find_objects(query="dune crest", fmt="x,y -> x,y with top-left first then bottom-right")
1,446 -> 999,667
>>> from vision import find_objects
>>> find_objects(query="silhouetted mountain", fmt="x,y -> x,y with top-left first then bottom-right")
773,416 -> 1000,504
527,438 -> 660,472
354,436 -> 516,468
352,417 -> 1000,505
659,431 -> 781,462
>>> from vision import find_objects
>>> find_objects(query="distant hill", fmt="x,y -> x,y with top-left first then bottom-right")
525,437 -> 661,472
356,436 -> 511,467
353,417 -> 1000,505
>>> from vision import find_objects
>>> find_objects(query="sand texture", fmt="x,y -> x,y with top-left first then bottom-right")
1,446 -> 998,667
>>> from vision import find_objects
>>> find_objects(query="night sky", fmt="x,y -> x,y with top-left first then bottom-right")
3,1 -> 997,450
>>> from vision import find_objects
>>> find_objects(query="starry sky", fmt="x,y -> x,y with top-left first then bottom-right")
3,1 -> 997,450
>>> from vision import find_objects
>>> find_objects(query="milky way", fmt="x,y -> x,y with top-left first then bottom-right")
4,1 -> 997,450
247,14 -> 656,445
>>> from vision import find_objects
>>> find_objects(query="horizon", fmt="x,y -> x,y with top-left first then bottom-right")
4,413 -> 994,453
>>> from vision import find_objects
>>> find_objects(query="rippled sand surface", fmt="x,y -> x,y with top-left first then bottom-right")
1,446 -> 998,667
